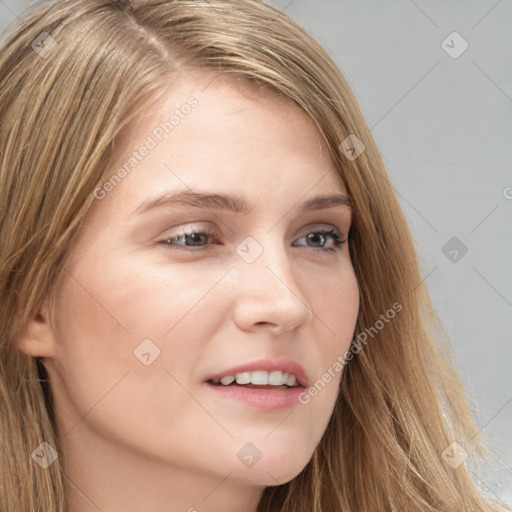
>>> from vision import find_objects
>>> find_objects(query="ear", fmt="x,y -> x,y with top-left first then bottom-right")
16,297 -> 57,358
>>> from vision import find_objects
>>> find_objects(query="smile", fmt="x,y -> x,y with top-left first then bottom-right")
208,370 -> 299,388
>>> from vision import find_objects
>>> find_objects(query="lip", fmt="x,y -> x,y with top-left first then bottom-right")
205,383 -> 306,411
203,358 -> 309,412
204,358 -> 309,387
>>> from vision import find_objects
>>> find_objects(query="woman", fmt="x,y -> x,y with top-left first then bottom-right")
0,0 -> 508,511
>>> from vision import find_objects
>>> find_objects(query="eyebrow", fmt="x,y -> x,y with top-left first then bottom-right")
132,189 -> 352,216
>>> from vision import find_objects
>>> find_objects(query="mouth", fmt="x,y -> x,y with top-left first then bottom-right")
204,361 -> 308,411
207,370 -> 301,390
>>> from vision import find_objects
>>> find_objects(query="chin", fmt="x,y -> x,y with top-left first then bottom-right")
223,435 -> 315,487
229,458 -> 310,487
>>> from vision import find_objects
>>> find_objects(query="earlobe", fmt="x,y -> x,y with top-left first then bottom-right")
15,299 -> 57,358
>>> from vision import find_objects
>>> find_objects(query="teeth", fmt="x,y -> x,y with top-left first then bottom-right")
219,375 -> 235,385
251,371 -> 269,385
235,372 -> 251,384
268,371 -> 283,385
286,374 -> 297,386
215,370 -> 299,387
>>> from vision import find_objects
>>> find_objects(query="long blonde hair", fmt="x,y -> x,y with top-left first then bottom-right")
0,1 -> 508,511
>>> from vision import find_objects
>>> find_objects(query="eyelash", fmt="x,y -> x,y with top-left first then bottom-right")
158,227 -> 347,255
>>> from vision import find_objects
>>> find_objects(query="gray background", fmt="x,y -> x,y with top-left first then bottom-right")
1,0 -> 511,503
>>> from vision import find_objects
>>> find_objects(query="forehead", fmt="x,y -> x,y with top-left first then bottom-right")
97,71 -> 346,215
119,70 -> 329,159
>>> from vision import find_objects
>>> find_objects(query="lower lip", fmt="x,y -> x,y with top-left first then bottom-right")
204,383 -> 306,411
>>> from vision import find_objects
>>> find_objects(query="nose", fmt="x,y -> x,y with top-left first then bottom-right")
232,240 -> 314,336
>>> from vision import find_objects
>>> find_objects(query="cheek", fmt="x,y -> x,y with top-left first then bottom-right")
307,267 -> 359,405
47,262 -> 229,464
48,267 -> 137,425
315,264 -> 360,349
48,252 -> 225,415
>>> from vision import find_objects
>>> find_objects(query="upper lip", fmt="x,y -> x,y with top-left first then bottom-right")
205,358 -> 309,387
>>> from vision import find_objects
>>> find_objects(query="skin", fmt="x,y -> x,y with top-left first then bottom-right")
19,70 -> 360,512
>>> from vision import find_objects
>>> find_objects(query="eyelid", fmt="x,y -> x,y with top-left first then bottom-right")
157,221 -> 216,240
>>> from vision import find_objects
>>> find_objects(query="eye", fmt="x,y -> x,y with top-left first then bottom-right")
157,226 -> 347,253
293,228 -> 346,254
158,227 -> 218,250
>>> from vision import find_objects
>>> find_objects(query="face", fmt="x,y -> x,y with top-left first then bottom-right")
39,71 -> 359,487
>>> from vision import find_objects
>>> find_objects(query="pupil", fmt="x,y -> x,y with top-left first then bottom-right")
188,233 -> 206,245
308,233 -> 325,247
